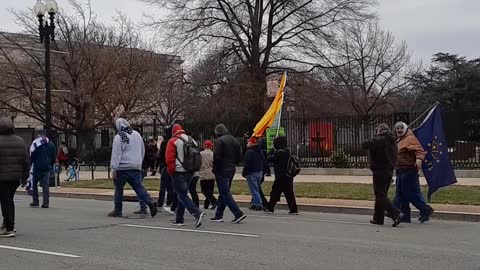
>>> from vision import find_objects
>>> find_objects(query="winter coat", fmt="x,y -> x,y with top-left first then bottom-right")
166,124 -> 198,175
267,136 -> 291,180
242,145 -> 265,177
145,143 -> 158,164
199,149 -> 215,180
31,140 -> 56,175
110,119 -> 145,172
362,132 -> 398,171
0,118 -> 30,184
213,124 -> 241,174
396,130 -> 426,169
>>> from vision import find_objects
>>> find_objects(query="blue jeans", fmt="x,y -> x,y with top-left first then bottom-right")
32,171 -> 50,206
114,170 -> 153,214
246,171 -> 263,207
172,172 -> 201,223
394,169 -> 431,220
139,176 -> 147,210
215,170 -> 243,219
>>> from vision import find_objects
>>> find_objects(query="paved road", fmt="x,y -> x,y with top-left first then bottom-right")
1,196 -> 479,270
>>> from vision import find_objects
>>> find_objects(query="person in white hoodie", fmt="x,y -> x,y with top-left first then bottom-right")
108,118 -> 158,218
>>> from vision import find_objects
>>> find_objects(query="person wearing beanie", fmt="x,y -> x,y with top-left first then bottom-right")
362,123 -> 403,227
0,117 -> 29,237
157,126 -> 177,214
393,121 -> 434,223
242,137 -> 265,211
211,124 -> 247,223
108,118 -> 158,218
265,136 -> 298,214
199,140 -> 217,209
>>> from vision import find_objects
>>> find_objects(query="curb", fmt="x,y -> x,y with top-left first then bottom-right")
18,191 -> 480,222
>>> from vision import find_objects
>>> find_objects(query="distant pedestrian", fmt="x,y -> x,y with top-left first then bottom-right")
0,117 -> 29,237
145,137 -> 158,176
108,118 -> 158,218
362,123 -> 403,227
211,124 -> 247,223
242,137 -> 265,211
393,122 -> 434,223
56,141 -> 69,171
166,124 -> 205,227
157,126 -> 177,214
199,140 -> 217,210
29,129 -> 56,209
265,136 -> 298,214
257,137 -> 270,208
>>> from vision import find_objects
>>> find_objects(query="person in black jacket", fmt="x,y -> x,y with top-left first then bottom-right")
0,117 -> 30,237
157,126 -> 177,214
211,124 -> 246,223
362,123 -> 403,227
265,136 -> 298,214
242,137 -> 265,211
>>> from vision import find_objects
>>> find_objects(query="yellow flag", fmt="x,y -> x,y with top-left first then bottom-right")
252,72 -> 287,137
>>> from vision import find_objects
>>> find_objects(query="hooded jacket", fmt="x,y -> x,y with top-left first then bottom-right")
110,118 -> 145,172
268,136 -> 291,179
362,131 -> 397,170
166,124 -> 198,175
213,124 -> 241,174
0,117 -> 30,183
396,129 -> 426,169
242,144 -> 265,176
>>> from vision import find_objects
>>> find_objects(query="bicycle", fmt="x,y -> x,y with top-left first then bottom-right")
65,158 -> 85,181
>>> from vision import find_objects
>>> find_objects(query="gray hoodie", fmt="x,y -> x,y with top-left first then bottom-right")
110,118 -> 145,172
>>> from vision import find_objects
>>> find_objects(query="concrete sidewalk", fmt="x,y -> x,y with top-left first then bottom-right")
70,171 -> 480,186
19,187 -> 480,222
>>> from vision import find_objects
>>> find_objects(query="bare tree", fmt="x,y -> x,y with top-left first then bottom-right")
319,21 -> 413,120
142,0 -> 375,119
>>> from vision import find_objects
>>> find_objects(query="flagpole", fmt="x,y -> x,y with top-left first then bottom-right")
276,72 -> 287,136
408,101 -> 440,128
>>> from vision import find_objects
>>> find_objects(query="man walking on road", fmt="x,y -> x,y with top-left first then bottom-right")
166,124 -> 205,227
211,124 -> 246,223
0,117 -> 30,237
242,137 -> 265,211
29,129 -> 56,209
108,118 -> 158,218
362,123 -> 403,227
393,122 -> 434,223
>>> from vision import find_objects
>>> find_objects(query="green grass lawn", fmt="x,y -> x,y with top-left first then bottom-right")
62,179 -> 480,206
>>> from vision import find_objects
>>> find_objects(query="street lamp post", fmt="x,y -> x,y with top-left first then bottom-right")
34,0 -> 58,135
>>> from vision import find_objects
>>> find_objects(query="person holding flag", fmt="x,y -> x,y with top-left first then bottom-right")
393,122 -> 434,223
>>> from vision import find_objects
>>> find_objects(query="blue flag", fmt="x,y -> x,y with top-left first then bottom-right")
414,105 -> 457,201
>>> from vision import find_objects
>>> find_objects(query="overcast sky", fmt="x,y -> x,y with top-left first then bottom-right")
1,0 -> 479,63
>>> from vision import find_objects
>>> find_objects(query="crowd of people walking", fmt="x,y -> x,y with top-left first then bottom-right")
0,115 -> 436,237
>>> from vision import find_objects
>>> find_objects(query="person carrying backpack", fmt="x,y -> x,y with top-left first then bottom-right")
166,124 -> 205,227
265,136 -> 298,215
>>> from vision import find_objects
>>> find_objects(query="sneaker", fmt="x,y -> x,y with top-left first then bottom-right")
30,202 -> 39,207
107,211 -> 123,218
392,213 -> 404,227
0,224 -> 16,233
195,212 -> 206,228
170,220 -> 185,227
370,220 -> 384,225
210,217 -> 224,222
263,208 -> 274,214
149,203 -> 158,217
163,206 -> 175,215
232,214 -> 247,224
209,204 -> 217,210
288,211 -> 299,215
133,209 -> 148,215
41,205 -> 49,209
419,208 -> 435,223
0,231 -> 15,238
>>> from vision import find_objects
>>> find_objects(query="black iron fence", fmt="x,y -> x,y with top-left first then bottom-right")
65,111 -> 480,169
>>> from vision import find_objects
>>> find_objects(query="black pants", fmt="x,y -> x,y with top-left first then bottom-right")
268,177 -> 298,213
189,176 -> 200,208
259,174 -> 269,208
372,170 -> 400,224
0,181 -> 20,231
200,180 -> 217,209
158,168 -> 177,210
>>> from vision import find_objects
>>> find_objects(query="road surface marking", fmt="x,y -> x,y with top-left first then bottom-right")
0,245 -> 81,258
248,214 -> 369,225
121,224 -> 261,238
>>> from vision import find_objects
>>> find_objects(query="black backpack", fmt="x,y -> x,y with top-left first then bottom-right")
285,151 -> 301,178
176,136 -> 202,172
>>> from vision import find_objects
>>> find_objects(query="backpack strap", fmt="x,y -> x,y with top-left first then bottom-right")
174,135 -> 193,167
